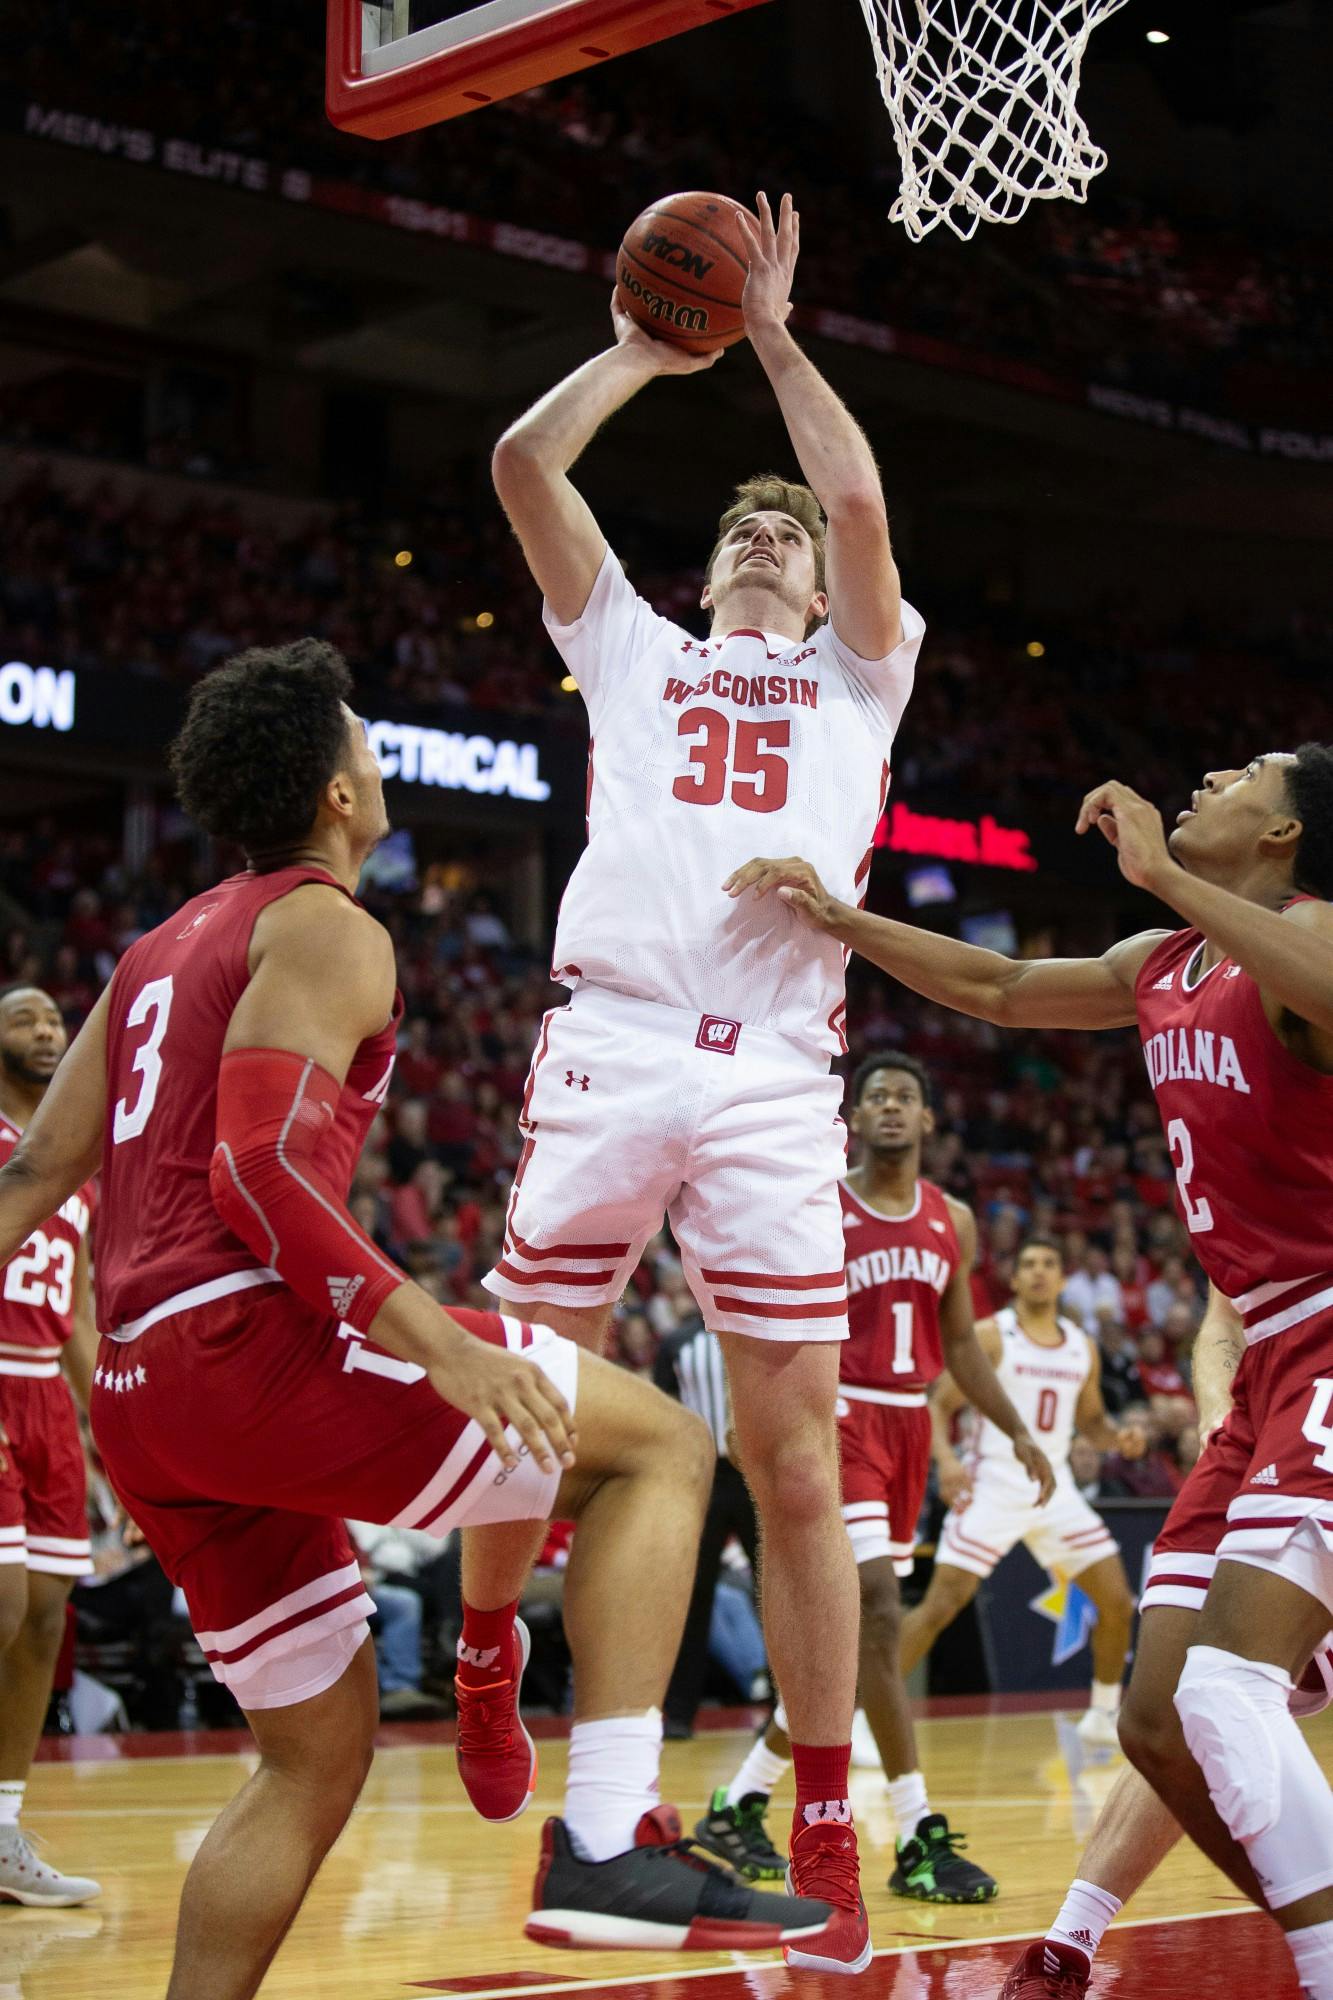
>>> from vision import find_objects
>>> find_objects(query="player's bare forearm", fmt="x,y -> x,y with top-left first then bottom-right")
494,343 -> 659,482
747,318 -> 883,518
942,1325 -> 1029,1448
60,1241 -> 98,1413
1148,866 -> 1333,1041
1193,1286 -> 1245,1440
0,997 -> 106,1265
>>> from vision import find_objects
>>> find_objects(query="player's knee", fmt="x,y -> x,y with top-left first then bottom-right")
671,1403 -> 716,1497
21,1590 -> 68,1660
1174,1644 -> 1286,1842
1119,1675 -> 1186,1776
859,1578 -> 902,1656
0,1588 -> 25,1656
748,1436 -> 837,1531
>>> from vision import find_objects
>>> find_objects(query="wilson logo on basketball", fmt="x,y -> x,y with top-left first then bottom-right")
618,261 -> 710,335
641,229 -> 715,281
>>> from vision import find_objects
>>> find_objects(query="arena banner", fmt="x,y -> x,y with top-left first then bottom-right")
0,660 -> 574,814
971,1498 -> 1169,1695
16,102 -> 1332,467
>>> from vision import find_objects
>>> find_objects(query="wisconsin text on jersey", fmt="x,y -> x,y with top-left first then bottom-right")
663,665 -> 821,710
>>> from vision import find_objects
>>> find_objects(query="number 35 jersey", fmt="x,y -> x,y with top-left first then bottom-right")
544,548 -> 925,1056
1135,921 -> 1333,1323
96,867 -> 400,1335
0,1118 -> 92,1374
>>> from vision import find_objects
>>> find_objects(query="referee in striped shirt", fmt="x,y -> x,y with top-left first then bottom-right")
655,1318 -> 760,1738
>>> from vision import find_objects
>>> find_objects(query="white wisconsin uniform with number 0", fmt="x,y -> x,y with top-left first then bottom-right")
481,546 -> 925,1339
939,1306 -> 1119,1578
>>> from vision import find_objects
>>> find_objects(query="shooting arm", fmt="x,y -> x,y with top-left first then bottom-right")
0,989 -> 108,1268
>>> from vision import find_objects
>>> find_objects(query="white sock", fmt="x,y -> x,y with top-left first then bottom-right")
1089,1680 -> 1122,1715
563,1711 -> 663,1863
1289,1919 -> 1333,1999
888,1770 -> 930,1839
0,1783 -> 22,1828
1049,1878 -> 1123,1965
725,1734 -> 791,1807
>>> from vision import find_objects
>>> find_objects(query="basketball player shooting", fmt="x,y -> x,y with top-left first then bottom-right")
478,191 -> 925,1972
729,743 -> 1333,2000
0,649 -> 837,2000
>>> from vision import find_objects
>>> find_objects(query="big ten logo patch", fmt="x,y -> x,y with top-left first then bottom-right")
695,1015 -> 741,1055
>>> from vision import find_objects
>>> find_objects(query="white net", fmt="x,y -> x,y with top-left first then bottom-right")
856,0 -> 1131,242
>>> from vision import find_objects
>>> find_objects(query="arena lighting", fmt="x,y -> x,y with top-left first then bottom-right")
560,675 -> 578,694
365,718 -> 550,801
394,549 -> 413,567
0,662 -> 76,732
1026,640 -> 1046,659
475,611 -> 494,629
1146,28 -> 1169,42
875,799 -> 1038,872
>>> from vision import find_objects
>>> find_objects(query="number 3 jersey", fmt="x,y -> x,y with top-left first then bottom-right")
96,867 -> 400,1334
544,548 -> 925,1056
0,1118 -> 92,1376
1135,923 -> 1333,1328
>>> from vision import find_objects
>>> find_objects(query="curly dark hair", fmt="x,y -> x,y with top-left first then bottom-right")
168,641 -> 354,860
850,1049 -> 932,1108
1286,743 -> 1333,901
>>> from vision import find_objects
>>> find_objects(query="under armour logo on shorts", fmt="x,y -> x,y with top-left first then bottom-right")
695,1015 -> 741,1055
564,1071 -> 590,1090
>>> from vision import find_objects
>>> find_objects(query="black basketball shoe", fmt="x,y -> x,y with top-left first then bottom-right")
693,1788 -> 786,1882
525,1804 -> 833,1951
888,1813 -> 999,1902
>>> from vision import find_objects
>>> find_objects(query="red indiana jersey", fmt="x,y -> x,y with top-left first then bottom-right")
97,867 -> 400,1333
839,1176 -> 960,1394
0,1117 -> 92,1371
1136,923 -> 1333,1314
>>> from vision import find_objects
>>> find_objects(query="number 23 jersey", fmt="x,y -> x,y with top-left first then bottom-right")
544,548 -> 925,1056
0,1118 -> 91,1368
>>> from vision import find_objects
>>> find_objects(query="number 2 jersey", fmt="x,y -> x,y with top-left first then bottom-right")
839,1175 -> 959,1397
96,867 -> 400,1335
1135,922 -> 1333,1333
544,548 -> 925,1056
0,1117 -> 92,1379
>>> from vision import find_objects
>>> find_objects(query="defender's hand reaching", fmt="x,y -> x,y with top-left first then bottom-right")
723,856 -> 844,935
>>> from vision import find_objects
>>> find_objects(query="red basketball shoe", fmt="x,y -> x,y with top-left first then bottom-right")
998,1940 -> 1092,1998
782,1810 -> 872,1975
454,1616 -> 537,1823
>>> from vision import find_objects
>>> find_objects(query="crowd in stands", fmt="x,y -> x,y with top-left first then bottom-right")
4,468 -> 1333,848
12,7 -> 1332,422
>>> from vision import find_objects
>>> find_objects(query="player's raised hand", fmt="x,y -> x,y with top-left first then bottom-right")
735,191 -> 799,336
610,290 -> 724,375
429,1339 -> 577,1477
1014,1432 -> 1057,1505
1075,779 -> 1173,891
723,855 -> 845,934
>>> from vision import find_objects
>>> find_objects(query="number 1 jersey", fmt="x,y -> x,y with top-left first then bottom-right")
97,867 -> 400,1334
545,548 -> 925,1056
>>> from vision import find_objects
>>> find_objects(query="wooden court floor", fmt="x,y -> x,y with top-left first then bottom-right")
9,1702 -> 1324,1998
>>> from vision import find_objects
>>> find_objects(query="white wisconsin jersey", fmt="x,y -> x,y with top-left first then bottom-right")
969,1306 -> 1094,1489
544,547 -> 925,1056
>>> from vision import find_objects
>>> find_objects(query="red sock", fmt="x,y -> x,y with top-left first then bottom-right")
457,1598 -> 519,1683
791,1741 -> 852,1833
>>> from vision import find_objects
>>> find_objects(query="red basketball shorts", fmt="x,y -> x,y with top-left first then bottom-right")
1144,1305 -> 1333,1627
90,1281 -> 579,1710
837,1390 -> 931,1577
0,1370 -> 93,1578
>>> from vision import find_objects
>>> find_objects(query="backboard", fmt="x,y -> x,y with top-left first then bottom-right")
327,0 -> 775,139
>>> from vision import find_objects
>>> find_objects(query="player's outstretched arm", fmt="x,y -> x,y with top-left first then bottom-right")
0,985 -> 108,1266
938,1207 -> 1055,1504
738,193 -> 901,660
213,888 -> 575,1475
724,854 -> 1166,1029
492,292 -> 721,626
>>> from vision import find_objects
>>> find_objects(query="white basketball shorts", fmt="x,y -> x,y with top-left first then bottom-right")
939,1470 -> 1120,1582
481,986 -> 849,1342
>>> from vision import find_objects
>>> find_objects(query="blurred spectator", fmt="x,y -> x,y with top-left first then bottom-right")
1096,1323 -> 1145,1417
1069,1435 -> 1105,1502
1062,1246 -> 1124,1336
1100,1405 -> 1181,1498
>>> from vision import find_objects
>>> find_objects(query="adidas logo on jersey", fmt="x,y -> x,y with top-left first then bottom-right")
328,1275 -> 365,1319
1251,1462 -> 1280,1486
1152,972 -> 1175,990
929,1216 -> 947,1232
844,1211 -> 861,1228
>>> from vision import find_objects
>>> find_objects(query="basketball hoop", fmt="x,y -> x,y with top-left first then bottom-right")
855,0 -> 1130,243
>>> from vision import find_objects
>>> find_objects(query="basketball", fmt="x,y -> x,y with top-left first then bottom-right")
616,192 -> 754,353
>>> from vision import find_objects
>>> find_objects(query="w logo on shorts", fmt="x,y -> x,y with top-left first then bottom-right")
695,1015 -> 741,1055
